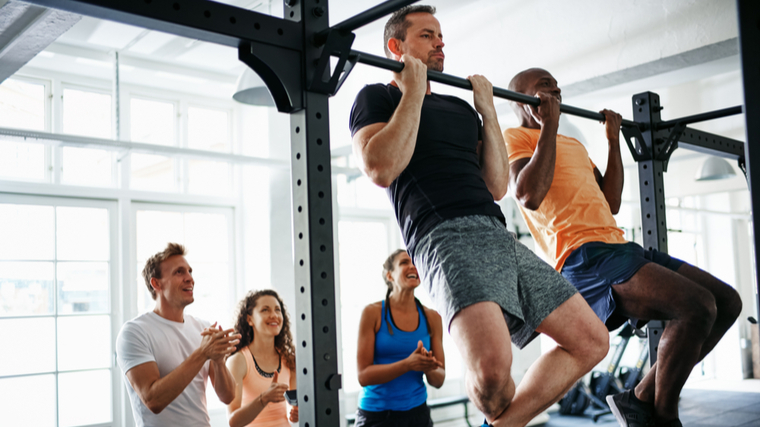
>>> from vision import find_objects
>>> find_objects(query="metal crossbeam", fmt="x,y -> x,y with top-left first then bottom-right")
24,0 -> 303,50
673,127 -> 745,160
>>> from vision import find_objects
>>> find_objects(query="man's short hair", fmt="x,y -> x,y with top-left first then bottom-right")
142,243 -> 186,300
383,5 -> 436,58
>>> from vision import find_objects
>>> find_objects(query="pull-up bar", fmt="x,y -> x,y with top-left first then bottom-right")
654,105 -> 743,130
349,50 -> 640,128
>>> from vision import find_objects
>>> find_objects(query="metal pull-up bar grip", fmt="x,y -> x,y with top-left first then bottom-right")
350,50 -> 639,127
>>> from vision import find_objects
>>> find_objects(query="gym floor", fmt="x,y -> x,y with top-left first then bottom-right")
541,388 -> 760,427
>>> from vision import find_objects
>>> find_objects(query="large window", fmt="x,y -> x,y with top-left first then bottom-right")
0,78 -> 49,182
0,195 -> 117,427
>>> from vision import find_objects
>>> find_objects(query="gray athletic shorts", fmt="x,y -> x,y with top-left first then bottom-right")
413,215 -> 578,349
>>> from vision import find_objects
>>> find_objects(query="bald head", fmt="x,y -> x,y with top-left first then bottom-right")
508,68 -> 552,95
508,68 -> 561,128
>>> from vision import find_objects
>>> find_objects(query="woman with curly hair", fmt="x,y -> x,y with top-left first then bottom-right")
226,289 -> 297,427
355,249 -> 446,427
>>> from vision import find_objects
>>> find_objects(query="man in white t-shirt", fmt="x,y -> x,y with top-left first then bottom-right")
116,243 -> 241,427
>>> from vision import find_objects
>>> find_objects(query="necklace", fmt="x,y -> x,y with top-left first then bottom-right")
251,352 -> 281,378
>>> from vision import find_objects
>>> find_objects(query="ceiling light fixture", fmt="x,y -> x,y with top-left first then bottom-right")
695,156 -> 737,181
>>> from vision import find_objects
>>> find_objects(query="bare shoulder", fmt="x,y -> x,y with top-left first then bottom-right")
226,351 -> 247,380
422,305 -> 443,325
362,301 -> 383,317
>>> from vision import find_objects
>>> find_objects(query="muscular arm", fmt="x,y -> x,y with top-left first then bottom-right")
595,109 -> 624,214
352,55 -> 428,188
423,308 -> 446,388
471,75 -> 509,200
125,351 -> 211,414
125,325 -> 239,414
509,92 -> 561,210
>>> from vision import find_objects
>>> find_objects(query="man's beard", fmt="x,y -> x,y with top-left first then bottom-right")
426,58 -> 443,72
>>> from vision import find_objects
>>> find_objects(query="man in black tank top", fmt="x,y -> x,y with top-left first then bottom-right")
349,6 -> 609,427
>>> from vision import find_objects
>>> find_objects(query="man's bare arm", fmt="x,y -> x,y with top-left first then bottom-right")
509,92 -> 561,210
209,358 -> 236,405
471,75 -> 509,200
353,55 -> 428,188
596,109 -> 624,214
125,326 -> 239,414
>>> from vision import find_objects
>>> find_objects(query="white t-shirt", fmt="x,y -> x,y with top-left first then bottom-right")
116,311 -> 212,427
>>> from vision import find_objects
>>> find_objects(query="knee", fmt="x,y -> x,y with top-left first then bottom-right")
467,367 -> 514,416
471,362 -> 512,396
685,290 -> 718,332
586,321 -> 610,366
720,287 -> 743,323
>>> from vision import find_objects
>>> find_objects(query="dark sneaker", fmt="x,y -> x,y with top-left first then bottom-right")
606,390 -> 654,427
656,419 -> 682,427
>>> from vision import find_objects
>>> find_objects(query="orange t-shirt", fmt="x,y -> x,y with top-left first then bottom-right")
240,347 -> 291,427
504,126 -> 626,271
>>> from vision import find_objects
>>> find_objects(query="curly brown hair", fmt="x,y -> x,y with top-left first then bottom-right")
232,289 -> 295,368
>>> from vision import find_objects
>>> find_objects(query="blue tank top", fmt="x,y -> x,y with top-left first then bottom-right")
358,300 -> 430,411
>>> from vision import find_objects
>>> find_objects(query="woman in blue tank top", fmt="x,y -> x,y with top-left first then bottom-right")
355,249 -> 446,427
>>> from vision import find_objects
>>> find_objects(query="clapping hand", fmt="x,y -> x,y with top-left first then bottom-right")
405,340 -> 443,373
199,322 -> 241,363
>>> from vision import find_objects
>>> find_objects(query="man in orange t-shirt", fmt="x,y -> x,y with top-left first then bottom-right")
503,68 -> 742,427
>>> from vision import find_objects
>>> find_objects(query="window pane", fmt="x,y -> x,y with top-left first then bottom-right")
184,212 -> 228,263
0,78 -> 45,131
62,147 -> 113,187
136,210 -> 184,261
0,139 -> 46,181
59,370 -> 112,427
0,375 -> 56,427
131,153 -> 175,191
58,262 -> 109,314
137,264 -> 154,314
188,160 -> 232,196
63,88 -> 112,139
338,221 -> 390,393
0,317 -> 56,375
58,315 -> 111,371
57,206 -> 109,261
130,98 -> 175,145
0,204 -> 54,260
0,262 -> 55,316
184,262 -> 229,326
188,106 -> 230,152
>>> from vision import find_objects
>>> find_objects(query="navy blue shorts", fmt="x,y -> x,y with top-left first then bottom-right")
560,242 -> 684,329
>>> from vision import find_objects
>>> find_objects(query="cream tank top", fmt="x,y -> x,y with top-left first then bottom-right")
240,347 -> 291,427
